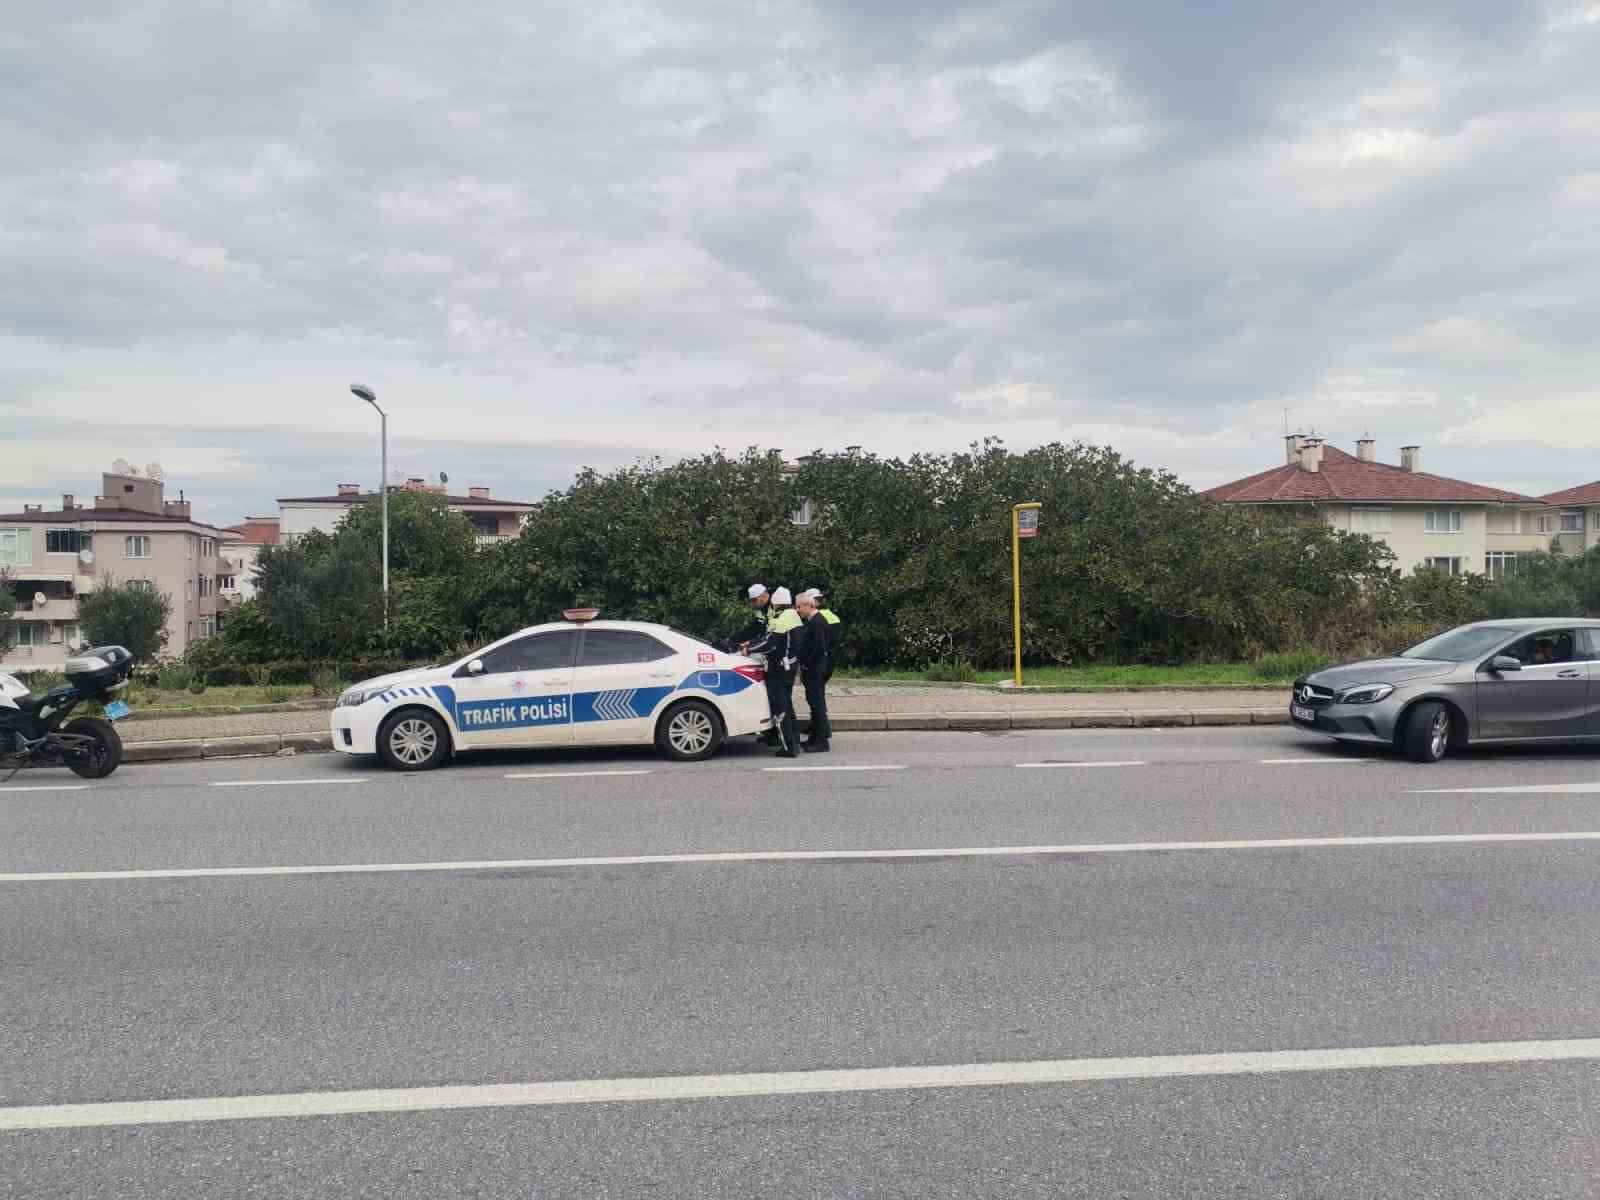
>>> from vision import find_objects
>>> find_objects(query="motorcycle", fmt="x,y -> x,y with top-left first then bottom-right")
0,645 -> 135,781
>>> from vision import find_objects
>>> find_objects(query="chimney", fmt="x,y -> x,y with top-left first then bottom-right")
62,493 -> 75,510
1356,438 -> 1376,463
1299,438 -> 1324,473
162,499 -> 191,519
846,445 -> 862,456
337,483 -> 360,496
1400,445 -> 1420,473
23,503 -> 42,514
1284,432 -> 1307,464
468,486 -> 491,499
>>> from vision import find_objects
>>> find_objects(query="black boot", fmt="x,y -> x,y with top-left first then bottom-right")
774,747 -> 800,758
802,740 -> 830,753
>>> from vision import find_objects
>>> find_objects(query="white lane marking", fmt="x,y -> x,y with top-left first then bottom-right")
4,830 -> 1598,884
504,770 -> 653,780
1016,761 -> 1147,769
1259,758 -> 1373,765
6,1038 -> 1598,1131
0,785 -> 91,793
210,779 -> 370,788
1408,782 -> 1600,795
762,765 -> 908,773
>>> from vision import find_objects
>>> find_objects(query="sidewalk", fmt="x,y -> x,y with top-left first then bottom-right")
113,684 -> 1293,762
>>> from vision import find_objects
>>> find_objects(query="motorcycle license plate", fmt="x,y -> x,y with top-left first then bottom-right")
1290,704 -> 1316,722
104,700 -> 131,721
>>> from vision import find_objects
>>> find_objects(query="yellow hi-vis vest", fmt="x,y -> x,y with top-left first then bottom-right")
770,608 -> 802,633
819,608 -> 840,625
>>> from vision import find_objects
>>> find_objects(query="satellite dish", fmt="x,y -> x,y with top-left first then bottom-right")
33,592 -> 47,608
145,462 -> 165,483
78,549 -> 94,566
111,457 -> 133,475
439,471 -> 449,485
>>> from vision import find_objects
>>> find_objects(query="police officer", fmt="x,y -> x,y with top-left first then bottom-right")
743,583 -> 773,646
746,586 -> 802,756
795,590 -> 832,752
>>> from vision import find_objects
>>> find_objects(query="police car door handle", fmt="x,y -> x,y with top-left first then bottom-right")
648,669 -> 676,678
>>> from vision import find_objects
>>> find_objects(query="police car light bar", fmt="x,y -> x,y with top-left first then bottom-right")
563,607 -> 601,623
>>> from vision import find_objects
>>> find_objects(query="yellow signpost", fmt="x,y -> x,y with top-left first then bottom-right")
1011,501 -> 1041,688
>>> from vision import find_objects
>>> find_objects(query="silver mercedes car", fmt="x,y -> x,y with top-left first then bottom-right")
1290,618 -> 1600,762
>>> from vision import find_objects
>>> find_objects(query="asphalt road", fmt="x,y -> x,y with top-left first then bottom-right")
4,727 -> 1600,1198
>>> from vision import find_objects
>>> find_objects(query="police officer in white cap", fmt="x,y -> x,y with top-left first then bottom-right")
747,586 -> 803,756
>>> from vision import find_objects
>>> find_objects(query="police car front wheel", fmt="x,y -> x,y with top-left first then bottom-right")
656,700 -> 724,762
379,709 -> 450,771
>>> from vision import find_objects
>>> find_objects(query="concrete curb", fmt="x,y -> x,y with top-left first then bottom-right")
120,698 -> 337,723
837,678 -> 1292,695
117,707 -> 1297,764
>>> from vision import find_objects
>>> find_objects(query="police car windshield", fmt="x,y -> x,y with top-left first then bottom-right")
1399,625 -> 1515,662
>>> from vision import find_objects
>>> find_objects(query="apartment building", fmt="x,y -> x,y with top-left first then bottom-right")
1,471 -> 235,669
278,480 -> 537,545
1205,436 -> 1550,577
218,517 -> 280,604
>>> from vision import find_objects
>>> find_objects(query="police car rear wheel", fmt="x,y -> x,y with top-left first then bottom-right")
379,709 -> 449,771
657,701 -> 723,762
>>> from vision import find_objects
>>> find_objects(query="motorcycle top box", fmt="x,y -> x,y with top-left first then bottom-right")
64,645 -> 135,693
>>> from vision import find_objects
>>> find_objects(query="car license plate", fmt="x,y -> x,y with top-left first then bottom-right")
104,700 -> 131,721
1290,703 -> 1315,722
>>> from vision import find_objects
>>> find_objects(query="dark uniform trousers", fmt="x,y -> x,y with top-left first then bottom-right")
768,665 -> 800,750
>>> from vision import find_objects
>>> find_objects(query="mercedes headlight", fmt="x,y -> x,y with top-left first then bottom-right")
1337,683 -> 1394,705
337,686 -> 383,708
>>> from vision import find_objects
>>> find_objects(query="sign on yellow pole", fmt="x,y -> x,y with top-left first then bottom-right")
1012,502 -> 1041,688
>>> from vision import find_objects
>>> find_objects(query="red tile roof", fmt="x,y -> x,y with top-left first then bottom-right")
222,518 -> 281,545
1204,446 -> 1541,505
1540,482 -> 1600,506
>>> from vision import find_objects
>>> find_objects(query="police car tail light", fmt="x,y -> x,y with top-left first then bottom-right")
734,664 -> 765,683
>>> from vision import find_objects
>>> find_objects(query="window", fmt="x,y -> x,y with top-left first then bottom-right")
790,499 -> 815,527
1500,629 -> 1578,667
577,629 -> 676,667
477,630 -> 578,674
219,574 -> 236,591
124,535 -> 152,559
0,528 -> 32,567
14,622 -> 42,647
45,529 -> 87,554
61,624 -> 80,648
469,515 -> 500,536
129,579 -> 154,592
1349,508 -> 1392,534
1422,556 -> 1463,576
185,579 -> 193,600
1538,514 -> 1556,533
198,616 -> 214,638
1485,551 -> 1518,580
1424,510 -> 1462,533
1561,511 -> 1584,532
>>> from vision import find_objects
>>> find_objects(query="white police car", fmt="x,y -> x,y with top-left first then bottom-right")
331,609 -> 772,771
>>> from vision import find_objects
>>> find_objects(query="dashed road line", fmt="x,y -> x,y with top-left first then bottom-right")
5,1037 -> 1598,1130
210,779 -> 369,788
503,770 -> 653,780
1016,761 -> 1147,769
4,830 -> 1596,884
1259,758 -> 1373,765
762,765 -> 909,773
0,784 -> 93,793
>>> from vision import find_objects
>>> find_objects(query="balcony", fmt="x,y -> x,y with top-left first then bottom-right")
10,594 -> 77,619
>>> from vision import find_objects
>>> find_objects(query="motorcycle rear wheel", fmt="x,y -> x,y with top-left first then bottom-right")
63,716 -> 122,779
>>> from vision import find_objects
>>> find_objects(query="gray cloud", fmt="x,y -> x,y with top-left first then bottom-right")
3,0 -> 1599,520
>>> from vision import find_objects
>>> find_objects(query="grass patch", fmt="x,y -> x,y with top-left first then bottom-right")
124,684 -> 318,709
837,661 -> 1309,687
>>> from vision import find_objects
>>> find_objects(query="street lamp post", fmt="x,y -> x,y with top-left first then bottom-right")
350,383 -> 388,628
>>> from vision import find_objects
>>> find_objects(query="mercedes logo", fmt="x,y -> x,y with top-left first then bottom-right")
1299,685 -> 1315,703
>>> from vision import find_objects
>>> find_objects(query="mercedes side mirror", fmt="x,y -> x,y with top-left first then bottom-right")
1487,655 -> 1522,673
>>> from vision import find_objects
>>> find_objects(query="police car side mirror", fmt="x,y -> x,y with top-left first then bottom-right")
465,659 -> 486,677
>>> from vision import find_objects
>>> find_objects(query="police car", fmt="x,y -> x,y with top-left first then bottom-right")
331,609 -> 772,770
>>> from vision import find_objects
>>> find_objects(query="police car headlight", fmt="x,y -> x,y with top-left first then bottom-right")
1336,683 -> 1394,705
337,687 -> 382,708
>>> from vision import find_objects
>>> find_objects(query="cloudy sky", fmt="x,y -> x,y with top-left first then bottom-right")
4,0 -> 1599,523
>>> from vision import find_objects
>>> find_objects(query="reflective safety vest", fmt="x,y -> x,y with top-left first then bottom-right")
770,608 -> 802,634
818,608 -> 840,625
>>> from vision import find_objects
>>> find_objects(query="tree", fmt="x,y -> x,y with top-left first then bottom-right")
77,576 -> 173,662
